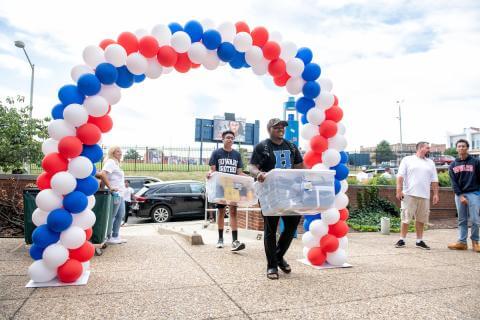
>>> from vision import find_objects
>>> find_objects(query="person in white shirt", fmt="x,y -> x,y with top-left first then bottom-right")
381,167 -> 393,179
122,180 -> 134,225
395,142 -> 439,250
356,166 -> 369,183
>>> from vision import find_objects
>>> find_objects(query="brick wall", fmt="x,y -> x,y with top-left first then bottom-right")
0,174 -> 37,199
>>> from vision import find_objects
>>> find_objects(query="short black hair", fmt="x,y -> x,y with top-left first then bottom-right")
456,139 -> 469,148
222,130 -> 235,138
125,180 -> 130,183
416,141 -> 429,150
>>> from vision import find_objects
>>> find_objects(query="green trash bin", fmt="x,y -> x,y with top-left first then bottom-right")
23,188 -> 114,245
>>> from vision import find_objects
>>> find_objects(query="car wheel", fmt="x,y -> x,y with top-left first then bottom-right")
151,205 -> 172,223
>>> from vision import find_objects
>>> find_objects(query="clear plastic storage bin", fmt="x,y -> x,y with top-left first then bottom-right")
255,169 -> 335,216
206,172 -> 258,207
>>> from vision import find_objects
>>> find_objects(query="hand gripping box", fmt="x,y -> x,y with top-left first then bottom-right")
255,169 -> 335,216
206,172 -> 258,207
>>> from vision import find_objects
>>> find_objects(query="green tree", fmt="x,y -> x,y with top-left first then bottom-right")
375,140 -> 395,163
0,96 -> 49,173
124,148 -> 142,161
444,147 -> 458,157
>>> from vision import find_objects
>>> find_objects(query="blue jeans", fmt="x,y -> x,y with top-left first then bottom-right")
108,192 -> 125,238
454,193 -> 480,243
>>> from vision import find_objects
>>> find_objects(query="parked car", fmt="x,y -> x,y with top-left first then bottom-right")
132,180 -> 205,223
125,176 -> 162,193
365,167 -> 398,177
432,155 -> 455,166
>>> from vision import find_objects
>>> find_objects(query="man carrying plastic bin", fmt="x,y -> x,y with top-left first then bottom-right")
207,130 -> 247,252
249,118 -> 305,280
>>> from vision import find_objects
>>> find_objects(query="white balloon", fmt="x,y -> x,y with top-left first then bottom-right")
335,193 -> 349,209
87,195 -> 96,210
134,28 -> 148,38
32,208 -> 48,226
68,156 -> 94,179
302,231 -> 320,248
83,95 -> 109,117
126,52 -> 148,75
315,91 -> 335,110
151,24 -> 171,46
269,31 -> 282,42
280,41 -> 297,61
201,18 -> 215,30
309,219 -> 329,237
286,58 -> 304,77
217,22 -> 236,42
340,180 -> 349,193
306,108 -> 326,125
162,66 -> 174,74
35,189 -> 63,212
202,50 -> 220,70
252,60 -> 268,75
187,42 -> 207,64
63,103 -> 88,127
322,149 -> 341,167
42,243 -> 69,269
321,208 -> 340,225
83,45 -> 105,68
104,44 -> 127,67
50,171 -> 77,195
60,226 -> 86,249
42,138 -> 59,155
145,58 -> 163,79
48,120 -> 76,141
98,85 -> 121,105
72,209 -> 96,229
301,123 -> 319,140
245,46 -> 263,66
170,31 -> 191,53
328,134 -> 348,151
71,65 -> 94,82
326,249 -> 347,266
233,32 -> 252,52
337,122 -> 346,135
312,163 -> 329,171
28,260 -> 57,283
318,77 -> 333,92
286,77 -> 305,95
303,246 -> 310,259
338,236 -> 349,250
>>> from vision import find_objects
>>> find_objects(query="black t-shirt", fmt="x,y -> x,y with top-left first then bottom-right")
250,139 -> 303,172
209,148 -> 243,174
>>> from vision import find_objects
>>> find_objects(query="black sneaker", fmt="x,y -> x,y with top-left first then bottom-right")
416,241 -> 431,250
395,239 -> 406,248
231,240 -> 245,252
216,239 -> 224,248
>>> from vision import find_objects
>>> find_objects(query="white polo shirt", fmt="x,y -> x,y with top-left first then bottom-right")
398,155 -> 438,199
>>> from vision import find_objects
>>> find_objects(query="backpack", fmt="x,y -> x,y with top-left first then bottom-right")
259,139 -> 297,168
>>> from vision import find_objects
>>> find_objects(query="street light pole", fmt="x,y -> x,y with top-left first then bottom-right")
14,41 -> 35,118
396,99 -> 404,159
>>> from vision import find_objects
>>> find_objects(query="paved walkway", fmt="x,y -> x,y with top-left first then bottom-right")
1,224 -> 479,319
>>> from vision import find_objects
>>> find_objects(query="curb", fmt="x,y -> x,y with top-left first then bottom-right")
157,225 -> 204,245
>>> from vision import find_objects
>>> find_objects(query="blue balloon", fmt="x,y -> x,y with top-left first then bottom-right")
303,219 -> 311,231
95,63 -> 118,85
75,176 -> 99,196
77,74 -> 101,96
63,191 -> 88,213
51,103 -> 65,119
302,81 -> 321,99
29,244 -> 45,260
91,165 -> 97,176
217,42 -> 236,62
302,63 -> 321,81
332,164 -> 349,181
202,30 -> 221,50
58,85 -> 85,105
168,22 -> 183,34
116,66 -> 134,88
32,224 -> 60,248
184,20 -> 203,42
340,151 -> 349,164
134,74 -> 146,83
47,208 -> 73,232
301,114 -> 308,124
81,144 -> 103,163
296,97 -> 315,114
334,179 -> 341,195
305,213 -> 321,221
229,51 -> 246,69
296,47 -> 313,65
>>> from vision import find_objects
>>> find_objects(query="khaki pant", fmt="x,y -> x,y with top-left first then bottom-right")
401,195 -> 430,224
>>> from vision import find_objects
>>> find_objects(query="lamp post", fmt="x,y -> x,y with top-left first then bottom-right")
396,99 -> 404,161
14,40 -> 35,118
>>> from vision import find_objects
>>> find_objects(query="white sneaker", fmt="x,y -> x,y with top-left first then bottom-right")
107,237 -> 127,244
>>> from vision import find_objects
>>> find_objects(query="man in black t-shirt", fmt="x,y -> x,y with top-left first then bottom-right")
250,118 -> 305,280
208,130 -> 247,252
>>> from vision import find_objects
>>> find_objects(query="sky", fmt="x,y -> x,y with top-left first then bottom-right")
1,0 -> 479,151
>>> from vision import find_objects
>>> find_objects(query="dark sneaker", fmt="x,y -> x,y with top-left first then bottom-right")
216,239 -> 224,248
278,258 -> 292,274
395,239 -> 406,248
231,240 -> 245,252
416,241 -> 431,250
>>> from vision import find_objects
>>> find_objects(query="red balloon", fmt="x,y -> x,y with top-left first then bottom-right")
320,234 -> 339,253
85,228 -> 93,241
191,63 -> 201,69
88,115 -> 113,133
268,59 -> 286,77
325,105 -> 343,123
339,208 -> 349,221
99,39 -> 116,50
58,136 -> 83,159
235,21 -> 250,33
303,150 -> 322,169
138,36 -> 159,58
273,73 -> 290,87
310,135 -> 328,154
36,172 -> 52,190
174,53 -> 192,73
69,241 -> 95,262
58,259 -> 83,283
41,153 -> 68,174
157,46 -> 178,67
329,220 -> 349,238
117,32 -> 138,55
307,247 -> 326,266
263,41 -> 281,60
251,26 -> 269,46
333,95 -> 339,106
319,120 -> 338,138
77,123 -> 102,145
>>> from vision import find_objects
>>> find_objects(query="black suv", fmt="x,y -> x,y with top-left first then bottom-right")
132,180 -> 205,223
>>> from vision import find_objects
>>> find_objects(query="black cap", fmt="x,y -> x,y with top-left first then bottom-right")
267,118 -> 289,130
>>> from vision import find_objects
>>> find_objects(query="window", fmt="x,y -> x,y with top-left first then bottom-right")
190,183 -> 204,194
164,184 -> 190,193
151,185 -> 167,195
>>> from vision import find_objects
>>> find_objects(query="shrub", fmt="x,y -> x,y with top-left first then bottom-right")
438,171 -> 451,187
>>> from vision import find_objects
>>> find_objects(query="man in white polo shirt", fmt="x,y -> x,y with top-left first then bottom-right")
395,142 -> 439,250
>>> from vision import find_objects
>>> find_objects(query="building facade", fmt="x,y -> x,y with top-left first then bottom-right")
447,127 -> 480,156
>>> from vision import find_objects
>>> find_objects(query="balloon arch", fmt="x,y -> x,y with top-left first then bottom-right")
29,20 -> 350,283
